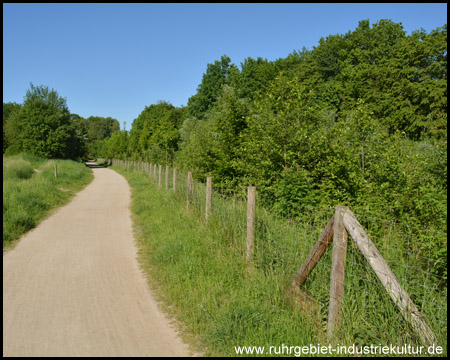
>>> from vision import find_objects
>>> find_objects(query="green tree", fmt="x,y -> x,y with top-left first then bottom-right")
3,102 -> 22,153
187,55 -> 237,120
238,73 -> 322,205
231,57 -> 277,100
175,113 -> 217,178
102,129 -> 129,159
85,116 -> 120,142
128,101 -> 185,163
4,84 -> 84,159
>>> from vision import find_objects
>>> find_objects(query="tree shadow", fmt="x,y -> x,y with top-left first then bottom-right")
84,162 -> 108,169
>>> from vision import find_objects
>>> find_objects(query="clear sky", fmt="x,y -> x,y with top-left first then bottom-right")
3,3 -> 447,130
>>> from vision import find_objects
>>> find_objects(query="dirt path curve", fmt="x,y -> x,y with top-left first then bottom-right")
3,163 -> 194,357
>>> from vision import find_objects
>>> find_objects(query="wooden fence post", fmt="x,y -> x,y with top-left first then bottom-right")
327,206 -> 348,340
54,161 -> 57,178
187,172 -> 193,212
206,177 -> 212,221
153,164 -> 157,180
246,186 -> 256,263
158,165 -> 162,187
291,215 -> 335,288
173,168 -> 177,192
165,166 -> 169,189
342,209 -> 438,347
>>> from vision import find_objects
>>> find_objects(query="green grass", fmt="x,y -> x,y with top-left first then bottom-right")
112,161 -> 447,357
112,164 -> 320,356
3,153 -> 94,249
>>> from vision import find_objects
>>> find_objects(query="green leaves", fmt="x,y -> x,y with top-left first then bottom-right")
23,83 -> 69,113
121,101 -> 185,164
187,55 -> 237,120
4,84 -> 86,159
88,19 -> 447,278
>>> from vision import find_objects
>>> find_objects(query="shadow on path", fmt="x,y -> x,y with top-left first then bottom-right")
85,162 -> 108,169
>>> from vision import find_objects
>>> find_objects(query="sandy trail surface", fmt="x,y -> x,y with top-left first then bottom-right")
3,163 -> 193,357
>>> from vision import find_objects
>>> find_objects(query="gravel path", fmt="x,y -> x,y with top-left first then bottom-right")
3,163 -> 193,357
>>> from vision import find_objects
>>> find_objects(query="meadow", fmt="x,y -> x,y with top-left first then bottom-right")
3,153 -> 93,249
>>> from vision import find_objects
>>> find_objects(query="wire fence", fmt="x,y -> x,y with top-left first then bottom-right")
109,159 -> 447,351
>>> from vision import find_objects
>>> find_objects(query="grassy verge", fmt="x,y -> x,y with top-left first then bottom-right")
3,153 -> 93,250
112,165 -> 320,357
112,163 -> 447,357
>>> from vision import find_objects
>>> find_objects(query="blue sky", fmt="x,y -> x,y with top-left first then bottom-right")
3,3 -> 447,130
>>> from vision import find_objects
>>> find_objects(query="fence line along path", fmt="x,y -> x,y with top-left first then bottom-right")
3,162 -> 193,357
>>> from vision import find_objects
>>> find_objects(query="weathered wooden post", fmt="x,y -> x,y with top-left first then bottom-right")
153,164 -> 157,180
342,209 -> 438,347
206,177 -> 212,221
54,161 -> 58,178
246,186 -> 256,263
291,215 -> 335,288
187,172 -> 193,212
327,206 -> 348,340
173,168 -> 177,192
158,165 -> 162,187
165,166 -> 169,189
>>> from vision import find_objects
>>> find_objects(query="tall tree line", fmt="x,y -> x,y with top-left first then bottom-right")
3,84 -> 120,159
97,20 -> 447,277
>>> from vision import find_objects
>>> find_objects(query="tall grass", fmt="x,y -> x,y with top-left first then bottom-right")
3,154 -> 93,249
112,164 -> 319,357
112,161 -> 447,356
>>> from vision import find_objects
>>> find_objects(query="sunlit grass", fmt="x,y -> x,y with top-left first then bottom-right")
3,154 -> 93,249
112,162 -> 447,356
112,164 -> 319,356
